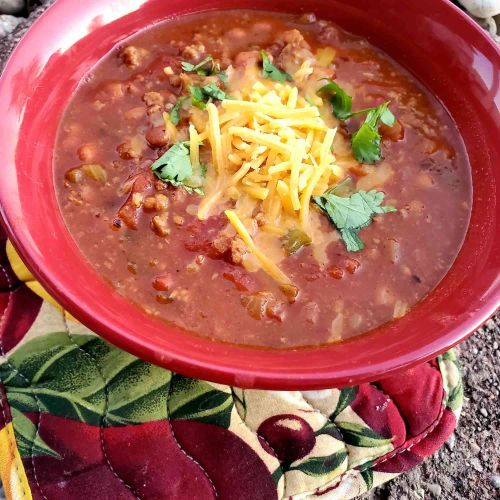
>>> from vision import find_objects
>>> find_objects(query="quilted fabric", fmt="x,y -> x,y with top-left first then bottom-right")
0,228 -> 463,500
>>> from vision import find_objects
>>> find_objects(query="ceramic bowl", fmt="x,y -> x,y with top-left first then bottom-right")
0,0 -> 498,389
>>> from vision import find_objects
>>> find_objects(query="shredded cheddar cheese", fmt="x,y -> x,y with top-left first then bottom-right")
198,81 -> 341,222
206,103 -> 224,174
192,78 -> 346,286
163,112 -> 177,142
225,210 -> 292,285
293,60 -> 314,83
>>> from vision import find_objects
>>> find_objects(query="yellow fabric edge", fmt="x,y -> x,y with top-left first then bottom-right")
6,241 -> 75,321
0,423 -> 32,500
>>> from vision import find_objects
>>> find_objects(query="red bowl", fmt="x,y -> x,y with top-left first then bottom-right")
0,0 -> 499,389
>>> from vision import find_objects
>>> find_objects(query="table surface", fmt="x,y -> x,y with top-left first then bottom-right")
0,1 -> 498,499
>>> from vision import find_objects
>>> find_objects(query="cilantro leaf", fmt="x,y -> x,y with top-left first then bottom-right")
151,141 -> 191,182
318,80 -> 353,120
169,96 -> 188,126
362,102 -> 395,127
181,60 -> 197,72
189,83 -> 227,109
151,141 -> 202,194
317,80 -> 396,164
339,227 -> 365,252
351,121 -> 382,164
352,101 -> 394,163
181,56 -> 218,76
189,85 -> 206,109
313,189 -> 396,252
181,55 -> 228,88
218,70 -> 228,85
261,50 -> 292,82
200,82 -> 226,100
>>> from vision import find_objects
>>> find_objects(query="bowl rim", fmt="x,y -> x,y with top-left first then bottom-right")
0,0 -> 499,389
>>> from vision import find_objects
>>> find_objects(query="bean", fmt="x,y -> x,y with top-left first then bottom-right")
153,274 -> 172,291
146,126 -> 169,148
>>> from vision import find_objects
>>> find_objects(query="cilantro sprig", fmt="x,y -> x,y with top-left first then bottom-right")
352,102 -> 395,163
318,79 -> 395,163
169,96 -> 188,126
189,83 -> 227,109
181,54 -> 228,84
218,70 -> 228,85
151,141 -> 203,194
261,50 -> 292,82
314,186 -> 396,252
173,55 -> 230,116
317,80 -> 353,120
181,56 -> 219,76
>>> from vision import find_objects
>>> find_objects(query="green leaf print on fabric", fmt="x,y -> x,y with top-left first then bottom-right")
100,353 -> 171,426
0,332 -> 171,431
331,387 -> 358,419
442,350 -> 457,362
439,350 -> 463,412
446,380 -> 463,412
336,421 -> 392,447
314,421 -> 343,441
271,467 -> 283,484
289,450 -> 348,477
231,388 -> 247,421
360,468 -> 374,490
168,374 -> 233,428
10,408 -> 60,459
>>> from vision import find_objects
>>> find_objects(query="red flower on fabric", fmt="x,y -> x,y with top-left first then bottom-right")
378,364 -> 443,437
0,228 -> 42,353
351,383 -> 406,447
23,414 -> 277,499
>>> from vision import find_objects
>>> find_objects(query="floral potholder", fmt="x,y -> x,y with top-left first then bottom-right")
0,228 -> 463,500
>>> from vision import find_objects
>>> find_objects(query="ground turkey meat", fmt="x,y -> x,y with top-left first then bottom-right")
120,46 -> 149,68
274,29 -> 315,75
211,234 -> 248,265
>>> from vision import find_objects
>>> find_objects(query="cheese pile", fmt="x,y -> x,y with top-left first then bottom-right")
188,79 -> 346,285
